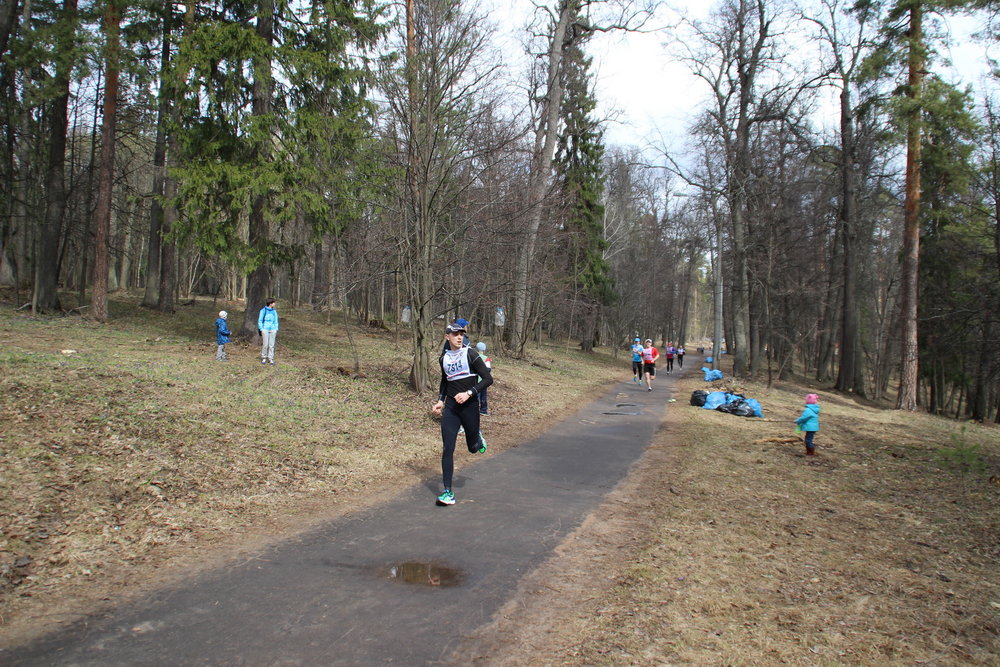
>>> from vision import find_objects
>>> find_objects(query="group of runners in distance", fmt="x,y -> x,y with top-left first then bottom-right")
630,337 -> 684,391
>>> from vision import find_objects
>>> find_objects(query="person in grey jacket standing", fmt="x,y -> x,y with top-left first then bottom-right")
258,298 -> 279,365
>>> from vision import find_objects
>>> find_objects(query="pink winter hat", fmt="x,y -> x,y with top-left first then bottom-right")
805,393 -> 819,404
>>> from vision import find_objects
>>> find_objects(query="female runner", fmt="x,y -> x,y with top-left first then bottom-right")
430,322 -> 493,505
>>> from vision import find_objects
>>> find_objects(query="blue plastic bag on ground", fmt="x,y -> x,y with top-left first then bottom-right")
701,367 -> 724,381
703,391 -> 729,410
704,392 -> 763,418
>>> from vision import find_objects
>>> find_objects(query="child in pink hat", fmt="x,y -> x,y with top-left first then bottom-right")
795,394 -> 821,455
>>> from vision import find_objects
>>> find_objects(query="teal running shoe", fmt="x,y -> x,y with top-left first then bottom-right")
477,434 -> 487,454
436,490 -> 455,505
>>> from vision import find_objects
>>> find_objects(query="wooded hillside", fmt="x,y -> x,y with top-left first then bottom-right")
0,0 -> 997,416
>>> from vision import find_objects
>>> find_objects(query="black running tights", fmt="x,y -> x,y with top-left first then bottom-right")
440,396 -> 482,489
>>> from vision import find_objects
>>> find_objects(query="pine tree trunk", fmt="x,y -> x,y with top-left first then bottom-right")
836,86 -> 864,393
157,173 -> 176,313
32,0 -> 77,314
91,0 -> 121,322
311,236 -> 329,310
896,4 -> 923,411
241,0 -> 275,338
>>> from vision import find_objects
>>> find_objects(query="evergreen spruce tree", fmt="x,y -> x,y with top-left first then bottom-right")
916,78 -> 982,414
165,0 -> 385,336
554,24 -> 613,352
858,0 -> 986,409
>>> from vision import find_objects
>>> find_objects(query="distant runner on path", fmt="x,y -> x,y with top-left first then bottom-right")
630,337 -> 644,384
641,339 -> 659,392
430,322 -> 493,506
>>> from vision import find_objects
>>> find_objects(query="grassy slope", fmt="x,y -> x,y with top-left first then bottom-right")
0,293 -> 622,643
463,366 -> 1000,666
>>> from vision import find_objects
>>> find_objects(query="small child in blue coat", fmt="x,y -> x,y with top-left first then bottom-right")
215,311 -> 231,361
795,393 -> 821,455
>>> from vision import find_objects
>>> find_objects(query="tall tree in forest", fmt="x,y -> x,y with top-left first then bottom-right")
168,0 -> 383,334
554,24 -> 613,352
896,1 -> 923,410
860,0 -> 981,409
91,0 -> 121,322
28,0 -> 81,313
677,0 -> 796,377
916,79 -> 979,414
142,1 -> 173,309
973,97 -> 1000,422
807,0 -> 879,395
383,0 -> 509,391
513,0 -> 574,356
513,0 -> 650,356
244,0 -> 276,337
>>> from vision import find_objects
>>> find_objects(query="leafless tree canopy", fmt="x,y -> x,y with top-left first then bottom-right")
0,0 -> 996,418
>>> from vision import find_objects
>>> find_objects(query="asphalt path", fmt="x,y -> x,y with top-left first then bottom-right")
6,368 -> 687,666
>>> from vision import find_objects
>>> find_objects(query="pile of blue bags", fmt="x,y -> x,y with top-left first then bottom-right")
702,366 -> 724,381
689,390 -> 762,418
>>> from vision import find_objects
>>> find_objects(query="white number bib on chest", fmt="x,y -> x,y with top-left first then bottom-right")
443,347 -> 475,381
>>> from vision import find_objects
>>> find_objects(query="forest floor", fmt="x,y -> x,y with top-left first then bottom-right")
461,369 -> 1000,665
1,291 -> 999,664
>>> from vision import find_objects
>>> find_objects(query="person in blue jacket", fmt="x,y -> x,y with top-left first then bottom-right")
215,311 -> 231,361
258,298 -> 279,365
630,337 -> 644,384
795,393 -> 821,455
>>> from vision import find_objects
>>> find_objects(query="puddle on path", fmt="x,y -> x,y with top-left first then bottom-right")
379,562 -> 464,587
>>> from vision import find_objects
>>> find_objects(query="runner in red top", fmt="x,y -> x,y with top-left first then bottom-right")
641,339 -> 659,392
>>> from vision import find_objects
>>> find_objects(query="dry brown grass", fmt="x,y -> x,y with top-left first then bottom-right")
462,363 -> 1000,666
0,293 -> 622,645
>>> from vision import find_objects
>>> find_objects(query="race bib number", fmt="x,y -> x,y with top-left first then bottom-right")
443,347 -> 475,381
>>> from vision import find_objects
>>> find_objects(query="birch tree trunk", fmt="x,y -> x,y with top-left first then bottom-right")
143,2 -> 171,308
512,0 -> 572,356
